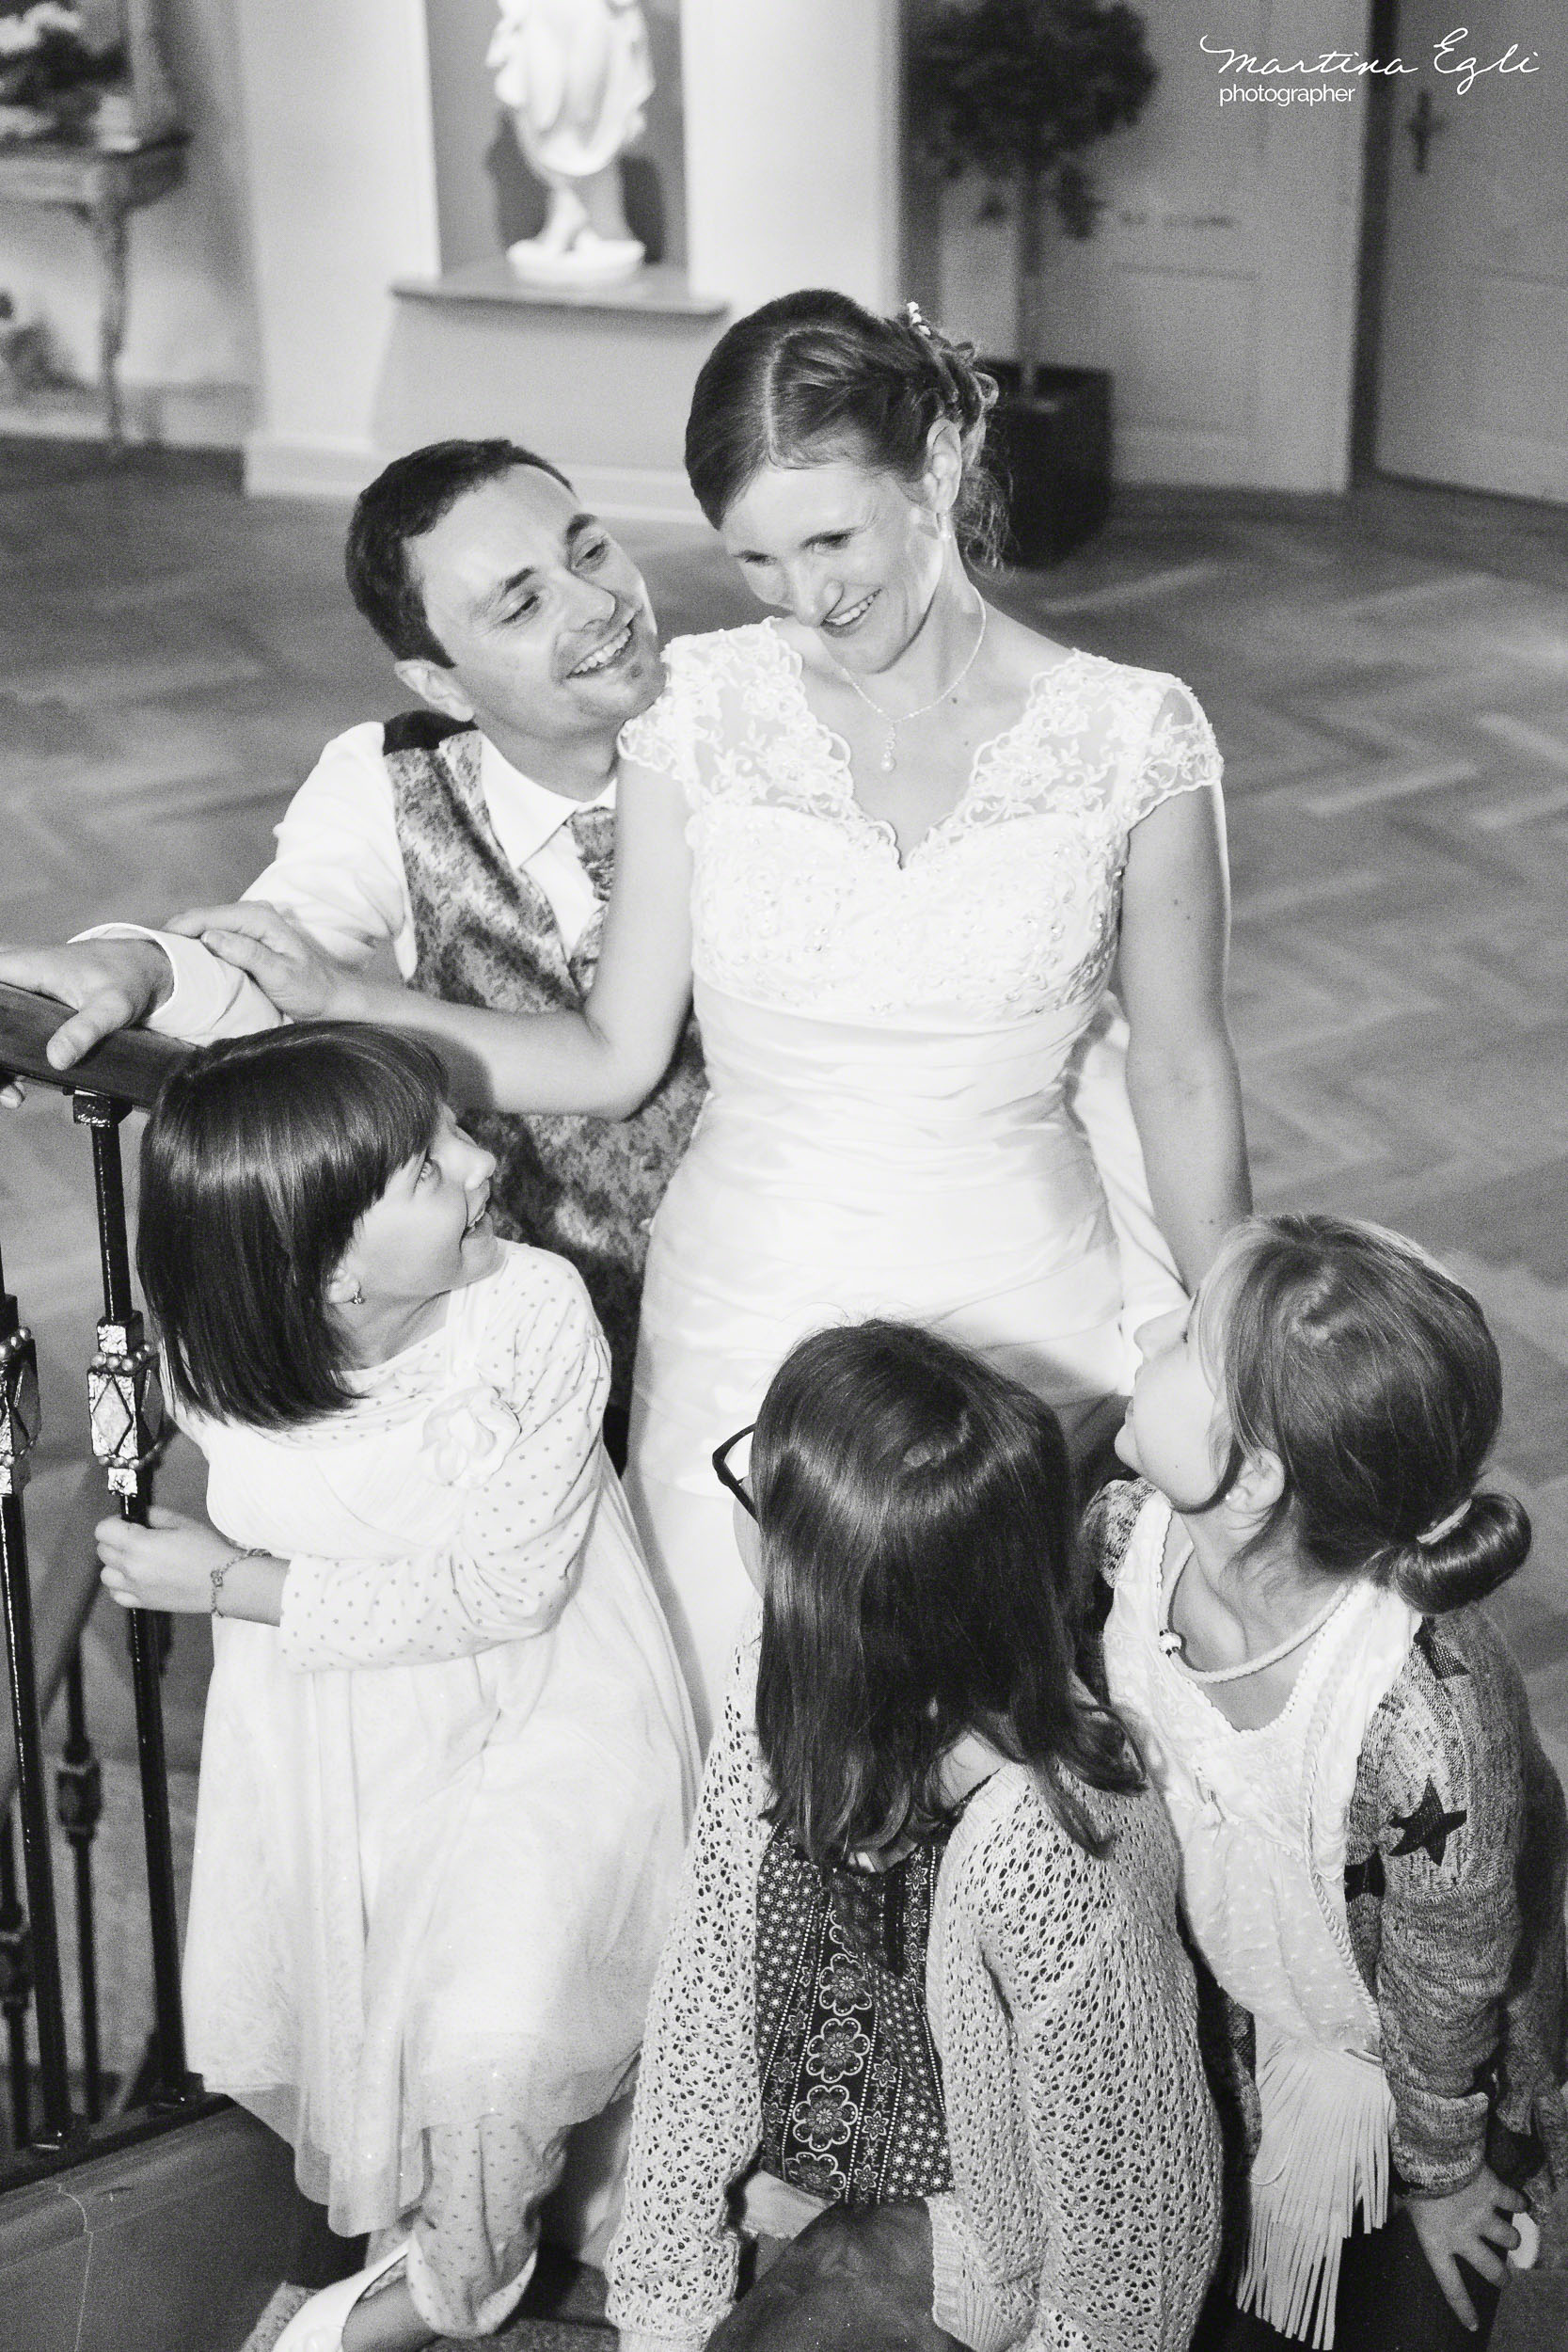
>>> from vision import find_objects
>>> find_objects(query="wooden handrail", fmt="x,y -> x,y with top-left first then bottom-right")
0,986 -> 188,1113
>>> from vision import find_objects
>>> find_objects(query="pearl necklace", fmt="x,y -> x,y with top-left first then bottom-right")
1157,1542 -> 1354,1683
832,599 -> 989,773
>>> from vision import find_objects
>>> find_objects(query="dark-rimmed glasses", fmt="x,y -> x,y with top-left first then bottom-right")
712,1422 -> 757,1519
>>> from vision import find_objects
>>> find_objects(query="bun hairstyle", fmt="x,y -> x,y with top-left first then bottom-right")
1201,1213 -> 1530,1613
750,1318 -> 1142,1871
684,288 -> 1004,564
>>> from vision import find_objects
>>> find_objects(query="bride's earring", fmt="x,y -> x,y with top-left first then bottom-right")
344,1282 -> 364,1308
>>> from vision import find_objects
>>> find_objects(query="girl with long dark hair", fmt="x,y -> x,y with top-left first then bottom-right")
607,1318 -> 1221,2352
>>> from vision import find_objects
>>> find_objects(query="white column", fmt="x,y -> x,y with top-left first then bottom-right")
681,0 -> 903,315
233,0 -> 439,494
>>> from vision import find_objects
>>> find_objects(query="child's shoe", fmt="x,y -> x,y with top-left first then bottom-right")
271,2236 -> 408,2352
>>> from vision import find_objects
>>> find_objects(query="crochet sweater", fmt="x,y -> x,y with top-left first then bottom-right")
1085,1477 -> 1568,2203
606,1645 -> 1222,2352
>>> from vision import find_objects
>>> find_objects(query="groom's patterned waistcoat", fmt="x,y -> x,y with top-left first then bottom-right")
385,711 -> 705,1405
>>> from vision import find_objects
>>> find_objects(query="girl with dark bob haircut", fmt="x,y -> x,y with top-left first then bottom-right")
1099,1215 -> 1568,2352
609,1319 -> 1222,2352
102,1025 -> 694,2352
138,1022 -> 451,1429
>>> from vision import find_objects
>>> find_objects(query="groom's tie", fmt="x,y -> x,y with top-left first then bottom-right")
565,803 -> 616,987
566,803 -> 616,903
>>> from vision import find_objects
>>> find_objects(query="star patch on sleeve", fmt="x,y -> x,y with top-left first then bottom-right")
1388,1777 -> 1468,1867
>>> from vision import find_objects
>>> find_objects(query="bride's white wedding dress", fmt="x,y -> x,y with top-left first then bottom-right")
619,621 -> 1222,1737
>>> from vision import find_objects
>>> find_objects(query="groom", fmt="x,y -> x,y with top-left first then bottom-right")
0,439 -> 705,1459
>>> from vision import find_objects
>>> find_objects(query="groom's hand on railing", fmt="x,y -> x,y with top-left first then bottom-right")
166,901 -> 369,1023
0,935 -> 174,1098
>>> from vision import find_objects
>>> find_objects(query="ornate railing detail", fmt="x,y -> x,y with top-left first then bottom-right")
55,1650 -> 105,2122
0,1819 -> 34,2144
0,986 -> 207,2177
0,1315 -> 40,1500
0,1232 -> 75,2150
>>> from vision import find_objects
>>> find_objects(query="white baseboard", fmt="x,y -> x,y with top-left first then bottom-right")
1117,424 -> 1350,496
562,464 -> 706,529
241,440 -> 709,530
0,379 -> 253,450
243,433 -> 382,501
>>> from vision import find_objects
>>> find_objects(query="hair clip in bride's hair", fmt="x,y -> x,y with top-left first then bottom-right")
902,299 -> 935,341
1416,1497 -> 1471,1548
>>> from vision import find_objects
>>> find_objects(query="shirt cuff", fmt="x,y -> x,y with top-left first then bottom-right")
74,924 -> 280,1043
927,2190 -> 1014,2352
613,2329 -> 712,2352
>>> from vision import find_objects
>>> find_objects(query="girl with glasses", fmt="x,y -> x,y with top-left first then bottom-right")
608,1318 -> 1222,2352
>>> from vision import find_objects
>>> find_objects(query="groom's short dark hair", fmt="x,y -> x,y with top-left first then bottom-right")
346,438 -> 574,667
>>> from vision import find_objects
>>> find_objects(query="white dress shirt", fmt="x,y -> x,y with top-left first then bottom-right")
86,722 -> 613,1043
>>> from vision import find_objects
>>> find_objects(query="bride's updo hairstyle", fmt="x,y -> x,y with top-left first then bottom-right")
1197,1213 -> 1530,1613
685,288 -> 1004,564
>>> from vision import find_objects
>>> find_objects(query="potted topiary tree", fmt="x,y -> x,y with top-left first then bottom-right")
908,0 -> 1158,564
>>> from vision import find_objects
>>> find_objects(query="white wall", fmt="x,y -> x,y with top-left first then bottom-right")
932,0 -> 1369,491
235,0 -> 440,495
680,0 -> 901,316
0,0 -> 259,442
239,0 -> 906,501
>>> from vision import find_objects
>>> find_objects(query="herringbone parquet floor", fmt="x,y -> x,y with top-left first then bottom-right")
2,445 -> 1566,2347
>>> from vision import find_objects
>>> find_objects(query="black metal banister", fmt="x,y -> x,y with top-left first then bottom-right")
0,1237 -> 74,2145
0,984 -> 197,2168
75,1089 -> 190,2106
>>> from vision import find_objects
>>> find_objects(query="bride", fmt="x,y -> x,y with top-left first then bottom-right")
187,291 -> 1251,1740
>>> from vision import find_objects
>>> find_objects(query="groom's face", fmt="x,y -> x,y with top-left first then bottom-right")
400,464 -> 664,749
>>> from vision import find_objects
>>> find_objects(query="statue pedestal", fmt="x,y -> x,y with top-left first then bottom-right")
505,234 -> 645,289
380,257 -> 728,524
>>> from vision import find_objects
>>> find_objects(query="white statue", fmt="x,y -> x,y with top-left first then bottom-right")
488,0 -> 654,287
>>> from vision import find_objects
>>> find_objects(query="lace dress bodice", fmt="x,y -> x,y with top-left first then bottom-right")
619,622 -> 1222,1029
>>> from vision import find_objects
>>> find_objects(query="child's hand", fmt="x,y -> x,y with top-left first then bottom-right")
96,1506 -> 237,1615
1404,2165 -> 1526,2330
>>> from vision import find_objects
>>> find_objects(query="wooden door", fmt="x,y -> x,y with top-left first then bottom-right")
1374,0 -> 1568,501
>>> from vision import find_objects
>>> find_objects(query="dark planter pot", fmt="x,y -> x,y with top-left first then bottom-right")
983,360 -> 1112,568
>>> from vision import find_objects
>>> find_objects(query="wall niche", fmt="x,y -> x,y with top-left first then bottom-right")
423,0 -> 686,274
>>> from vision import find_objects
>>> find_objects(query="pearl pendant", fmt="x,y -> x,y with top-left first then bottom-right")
879,741 -> 896,773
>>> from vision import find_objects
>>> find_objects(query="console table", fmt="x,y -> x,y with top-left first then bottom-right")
0,135 -> 187,442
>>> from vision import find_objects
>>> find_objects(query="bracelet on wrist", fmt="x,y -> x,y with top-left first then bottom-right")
210,1546 -> 267,1615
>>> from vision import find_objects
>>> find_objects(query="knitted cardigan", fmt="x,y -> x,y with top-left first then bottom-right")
1084,1477 -> 1568,2205
606,1644 -> 1222,2352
